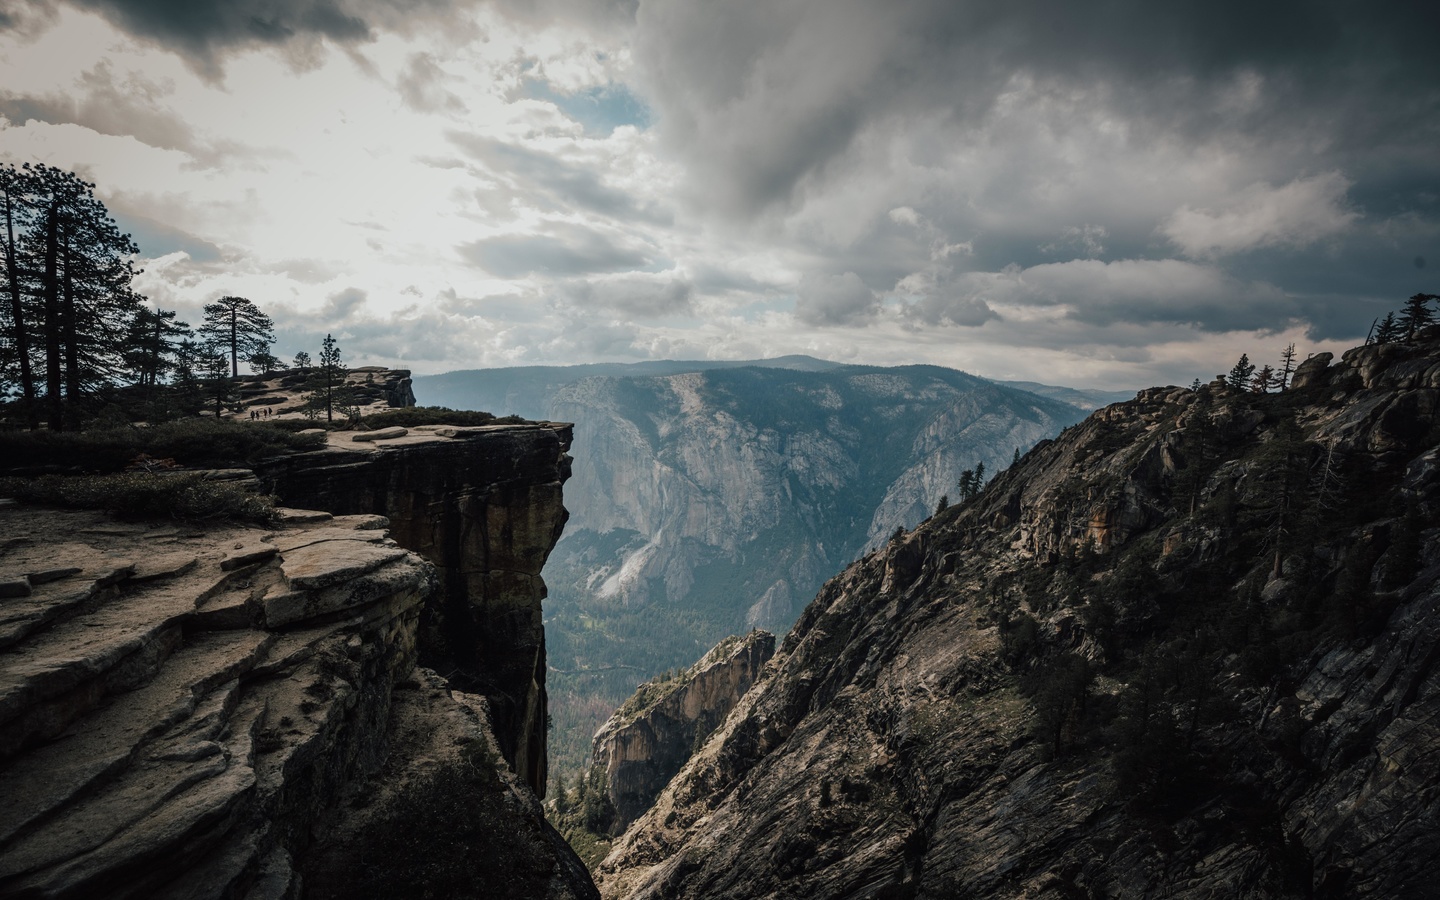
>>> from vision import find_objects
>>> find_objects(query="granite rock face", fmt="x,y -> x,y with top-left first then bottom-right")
0,420 -> 593,899
0,507 -> 432,899
590,631 -> 775,833
256,422 -> 573,794
597,338 -> 1440,900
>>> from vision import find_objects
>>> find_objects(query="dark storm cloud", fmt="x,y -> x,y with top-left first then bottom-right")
21,0 -> 461,75
634,0 -> 1440,216
458,222 -> 653,277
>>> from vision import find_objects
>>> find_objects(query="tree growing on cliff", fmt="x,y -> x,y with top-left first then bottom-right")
199,296 -> 275,378
1251,364 -> 1275,393
1401,293 -> 1438,339
1226,354 -> 1255,389
1373,313 -> 1402,345
1277,343 -> 1298,389
303,333 -> 351,423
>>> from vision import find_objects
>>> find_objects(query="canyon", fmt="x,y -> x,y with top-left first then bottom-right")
596,337 -> 1440,899
416,360 -> 1092,776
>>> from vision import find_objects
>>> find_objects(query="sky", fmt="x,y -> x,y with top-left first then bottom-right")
1,0 -> 1436,390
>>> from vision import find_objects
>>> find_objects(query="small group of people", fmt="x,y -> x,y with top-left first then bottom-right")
247,407 -> 275,420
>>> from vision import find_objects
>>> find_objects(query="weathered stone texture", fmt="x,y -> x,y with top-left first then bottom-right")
0,508 -> 431,899
256,422 -> 573,794
591,630 -> 775,832
597,337 -> 1440,900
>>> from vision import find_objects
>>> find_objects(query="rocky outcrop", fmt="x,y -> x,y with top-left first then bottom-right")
590,631 -> 775,833
255,422 -> 573,794
596,337 -> 1440,899
0,506 -> 433,898
234,366 -> 415,418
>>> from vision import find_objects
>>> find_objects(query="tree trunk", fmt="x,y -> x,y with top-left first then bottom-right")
61,226 -> 81,408
42,201 -> 63,431
2,182 -> 37,428
229,307 -> 238,377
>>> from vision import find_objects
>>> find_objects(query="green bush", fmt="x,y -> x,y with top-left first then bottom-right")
358,406 -> 530,429
0,472 -> 278,523
0,419 -> 325,473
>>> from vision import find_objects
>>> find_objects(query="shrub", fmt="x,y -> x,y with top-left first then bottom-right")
0,472 -> 278,523
0,419 -> 325,473
358,406 -> 530,429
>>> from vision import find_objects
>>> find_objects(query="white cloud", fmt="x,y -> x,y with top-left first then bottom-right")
1161,172 -> 1359,258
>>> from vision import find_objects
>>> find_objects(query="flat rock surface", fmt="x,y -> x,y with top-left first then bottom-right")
279,540 -> 409,590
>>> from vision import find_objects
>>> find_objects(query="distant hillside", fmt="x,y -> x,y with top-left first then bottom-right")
416,359 -> 1087,779
995,379 -> 1137,410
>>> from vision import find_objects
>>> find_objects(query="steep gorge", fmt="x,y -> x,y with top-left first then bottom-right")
597,337 -> 1440,899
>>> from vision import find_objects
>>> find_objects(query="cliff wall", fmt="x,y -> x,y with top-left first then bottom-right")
590,631 -> 775,832
597,337 -> 1440,899
0,506 -> 433,898
256,422 -> 573,793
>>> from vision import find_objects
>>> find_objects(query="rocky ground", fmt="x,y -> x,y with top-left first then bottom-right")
596,337 -> 1440,899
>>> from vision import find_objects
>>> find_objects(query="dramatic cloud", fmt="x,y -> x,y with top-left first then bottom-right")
1162,173 -> 1359,258
1,0 -> 1434,388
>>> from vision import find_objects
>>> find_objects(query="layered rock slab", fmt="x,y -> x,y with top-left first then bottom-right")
0,506 -> 432,899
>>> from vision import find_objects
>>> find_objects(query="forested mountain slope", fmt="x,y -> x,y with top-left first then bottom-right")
597,337 -> 1440,899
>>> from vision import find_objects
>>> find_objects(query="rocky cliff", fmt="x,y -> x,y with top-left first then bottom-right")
597,337 -> 1440,899
0,505 -> 434,898
256,422 -> 573,794
0,420 -> 593,899
590,631 -> 775,833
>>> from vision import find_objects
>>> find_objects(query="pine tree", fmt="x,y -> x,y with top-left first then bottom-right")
1226,353 -> 1255,389
0,164 -> 145,430
199,296 -> 275,378
1400,293 -> 1438,339
248,350 -> 281,375
292,350 -> 311,374
1373,313 -> 1402,345
199,350 -> 235,418
1251,365 -> 1275,393
305,333 -> 349,423
1277,343 -> 1298,389
1,164 -> 38,427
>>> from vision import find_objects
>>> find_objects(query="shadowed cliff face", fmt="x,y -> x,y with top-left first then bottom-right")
597,337 -> 1440,900
257,422 -> 573,794
591,631 -> 776,833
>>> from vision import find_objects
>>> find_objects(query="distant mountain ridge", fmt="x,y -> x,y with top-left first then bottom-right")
414,358 -> 1091,777
415,356 -> 845,420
